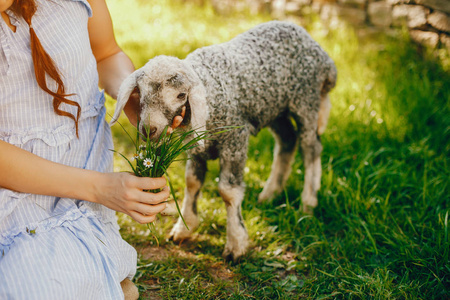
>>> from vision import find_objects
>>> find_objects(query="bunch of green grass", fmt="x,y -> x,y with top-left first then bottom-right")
124,126 -> 209,178
114,124 -> 198,229
114,122 -> 238,230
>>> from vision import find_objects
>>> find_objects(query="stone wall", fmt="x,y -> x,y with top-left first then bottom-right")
209,0 -> 450,51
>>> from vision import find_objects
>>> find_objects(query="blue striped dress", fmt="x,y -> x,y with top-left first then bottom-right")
0,0 -> 137,298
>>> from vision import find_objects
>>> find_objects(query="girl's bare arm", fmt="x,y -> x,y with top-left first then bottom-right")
87,0 -> 184,128
0,140 -> 168,223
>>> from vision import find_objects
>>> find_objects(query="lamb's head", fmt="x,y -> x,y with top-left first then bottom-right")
111,55 -> 208,139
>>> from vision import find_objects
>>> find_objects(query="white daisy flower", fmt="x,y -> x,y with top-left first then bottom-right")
139,152 -> 144,159
131,153 -> 139,161
143,158 -> 153,168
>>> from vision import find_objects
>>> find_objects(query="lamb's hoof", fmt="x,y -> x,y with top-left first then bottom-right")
169,227 -> 192,242
222,240 -> 249,262
169,219 -> 198,242
301,193 -> 318,214
223,252 -> 243,263
257,190 -> 274,204
302,203 -> 315,215
160,201 -> 178,216
222,248 -> 245,263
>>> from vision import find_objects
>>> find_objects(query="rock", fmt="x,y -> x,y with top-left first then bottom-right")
246,0 -> 272,14
440,33 -> 450,50
319,3 -> 338,20
428,11 -> 450,33
368,1 -> 393,27
285,2 -> 303,15
415,0 -> 450,14
387,0 -> 413,4
410,29 -> 440,48
319,3 -> 367,26
272,0 -> 287,18
392,4 -> 429,28
211,0 -> 234,15
337,5 -> 367,25
289,0 -> 312,5
311,0 -> 322,13
338,0 -> 366,9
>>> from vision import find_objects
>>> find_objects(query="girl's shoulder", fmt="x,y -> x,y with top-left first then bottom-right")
38,0 -> 92,17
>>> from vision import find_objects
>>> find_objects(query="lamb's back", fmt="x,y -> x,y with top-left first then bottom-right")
186,21 -> 335,133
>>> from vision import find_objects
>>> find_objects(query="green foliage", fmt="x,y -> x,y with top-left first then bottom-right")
116,124 -> 217,178
107,1 -> 449,299
114,122 -> 239,231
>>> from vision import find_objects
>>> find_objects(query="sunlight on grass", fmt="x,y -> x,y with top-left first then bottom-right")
108,0 -> 270,66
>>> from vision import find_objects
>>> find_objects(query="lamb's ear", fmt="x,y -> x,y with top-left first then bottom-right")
179,62 -> 208,146
181,63 -> 208,131
110,71 -> 140,126
188,83 -> 209,147
189,83 -> 208,132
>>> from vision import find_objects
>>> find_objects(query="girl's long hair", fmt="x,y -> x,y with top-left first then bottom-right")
11,0 -> 80,136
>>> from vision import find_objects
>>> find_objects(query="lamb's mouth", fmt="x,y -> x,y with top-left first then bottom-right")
180,97 -> 191,127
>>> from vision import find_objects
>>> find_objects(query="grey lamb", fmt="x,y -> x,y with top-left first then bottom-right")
111,21 -> 337,261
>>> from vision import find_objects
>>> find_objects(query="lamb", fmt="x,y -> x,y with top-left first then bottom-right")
111,21 -> 337,261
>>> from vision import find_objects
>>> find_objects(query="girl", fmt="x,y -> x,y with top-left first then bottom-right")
0,0 -> 182,298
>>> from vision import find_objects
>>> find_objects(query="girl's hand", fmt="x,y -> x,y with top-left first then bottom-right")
167,106 -> 186,134
94,172 -> 169,224
0,140 -> 166,224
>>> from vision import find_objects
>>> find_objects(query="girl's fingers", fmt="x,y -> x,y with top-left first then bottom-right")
172,116 -> 183,128
132,201 -> 167,218
140,186 -> 170,204
130,212 -> 157,224
134,176 -> 167,190
166,106 -> 186,134
170,106 -> 186,129
118,173 -> 171,224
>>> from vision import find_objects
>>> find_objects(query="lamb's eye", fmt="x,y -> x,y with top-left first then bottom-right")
177,93 -> 186,100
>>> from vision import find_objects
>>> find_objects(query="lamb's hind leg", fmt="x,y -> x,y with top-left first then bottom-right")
258,114 -> 299,203
291,84 -> 331,214
299,130 -> 322,214
170,156 -> 206,241
292,111 -> 323,214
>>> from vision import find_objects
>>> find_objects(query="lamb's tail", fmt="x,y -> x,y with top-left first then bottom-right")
317,61 -> 337,136
321,59 -> 337,95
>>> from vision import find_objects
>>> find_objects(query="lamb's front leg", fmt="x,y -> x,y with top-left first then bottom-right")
218,143 -> 249,262
170,156 -> 206,241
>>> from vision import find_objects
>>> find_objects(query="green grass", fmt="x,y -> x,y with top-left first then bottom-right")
106,1 -> 450,299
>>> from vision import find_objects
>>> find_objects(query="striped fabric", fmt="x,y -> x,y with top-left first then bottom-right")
0,0 -> 137,299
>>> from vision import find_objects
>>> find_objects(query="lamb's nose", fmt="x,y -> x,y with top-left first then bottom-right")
143,126 -> 157,139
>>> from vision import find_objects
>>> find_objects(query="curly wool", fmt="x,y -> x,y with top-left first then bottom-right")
185,20 -> 337,139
